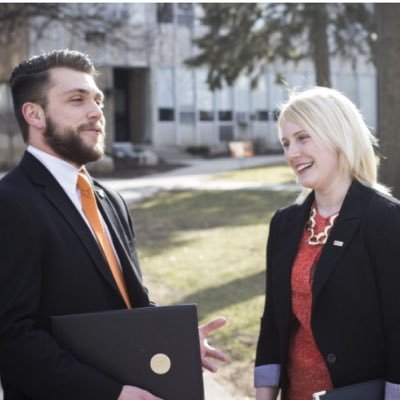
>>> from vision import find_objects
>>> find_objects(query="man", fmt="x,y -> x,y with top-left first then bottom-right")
0,49 -> 227,400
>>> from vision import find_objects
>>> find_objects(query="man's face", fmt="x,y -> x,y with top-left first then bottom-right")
42,67 -> 106,166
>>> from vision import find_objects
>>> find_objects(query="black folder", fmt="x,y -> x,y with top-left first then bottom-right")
312,379 -> 384,400
52,304 -> 204,400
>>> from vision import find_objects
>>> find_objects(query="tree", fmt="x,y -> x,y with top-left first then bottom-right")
0,3 -> 132,46
0,3 -> 149,82
376,4 -> 400,198
186,3 -> 375,89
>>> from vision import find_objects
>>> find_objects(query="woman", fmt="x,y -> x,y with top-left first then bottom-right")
254,87 -> 400,400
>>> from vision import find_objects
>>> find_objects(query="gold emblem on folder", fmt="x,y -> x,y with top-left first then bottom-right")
150,353 -> 171,375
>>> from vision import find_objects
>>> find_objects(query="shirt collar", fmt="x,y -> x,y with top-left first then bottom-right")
27,145 -> 81,195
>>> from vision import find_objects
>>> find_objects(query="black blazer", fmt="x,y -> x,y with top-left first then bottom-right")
256,180 -> 400,395
0,152 -> 151,400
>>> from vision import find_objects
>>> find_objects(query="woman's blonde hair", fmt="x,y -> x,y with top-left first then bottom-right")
277,86 -> 390,202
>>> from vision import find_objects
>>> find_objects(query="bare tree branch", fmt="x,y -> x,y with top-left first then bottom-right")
0,3 -> 148,50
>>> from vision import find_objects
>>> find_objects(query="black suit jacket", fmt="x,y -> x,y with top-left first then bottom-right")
0,152 -> 151,400
255,180 -> 400,395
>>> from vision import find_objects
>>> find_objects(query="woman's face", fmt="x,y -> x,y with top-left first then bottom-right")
280,120 -> 346,195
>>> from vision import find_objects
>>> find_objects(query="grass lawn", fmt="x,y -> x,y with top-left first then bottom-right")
129,163 -> 297,398
213,162 -> 296,184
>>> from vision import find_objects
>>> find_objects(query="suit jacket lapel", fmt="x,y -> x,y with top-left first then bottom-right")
312,181 -> 373,304
273,193 -> 314,333
95,185 -> 150,307
273,181 -> 374,329
274,193 -> 314,288
20,152 -> 122,297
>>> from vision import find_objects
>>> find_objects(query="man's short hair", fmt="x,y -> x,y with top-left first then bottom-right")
10,49 -> 97,142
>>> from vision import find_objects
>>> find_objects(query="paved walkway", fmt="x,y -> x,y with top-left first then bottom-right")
99,154 -> 299,205
0,154 -> 297,400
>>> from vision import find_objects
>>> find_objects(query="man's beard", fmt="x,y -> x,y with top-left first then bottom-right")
43,116 -> 105,166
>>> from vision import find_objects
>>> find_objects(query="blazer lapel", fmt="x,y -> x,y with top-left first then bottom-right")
273,194 -> 314,333
95,187 -> 150,307
20,153 -> 122,297
312,181 -> 373,303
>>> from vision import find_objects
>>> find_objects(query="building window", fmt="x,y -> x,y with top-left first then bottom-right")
157,67 -> 175,121
197,70 -> 214,122
178,68 -> 194,108
157,3 -> 194,26
177,3 -> 194,27
219,125 -> 234,142
157,3 -> 173,23
234,76 -> 250,114
216,84 -> 232,122
251,76 -> 268,121
199,111 -> 214,121
159,108 -> 175,121
272,109 -> 280,121
85,31 -> 106,44
256,110 -> 269,121
219,111 -> 232,121
236,111 -> 249,126
180,111 -> 195,124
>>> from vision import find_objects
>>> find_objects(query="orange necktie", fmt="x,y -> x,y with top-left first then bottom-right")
77,171 -> 132,308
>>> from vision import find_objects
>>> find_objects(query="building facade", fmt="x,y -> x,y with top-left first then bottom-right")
0,3 -> 377,168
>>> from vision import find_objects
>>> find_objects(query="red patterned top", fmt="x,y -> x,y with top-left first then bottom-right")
287,212 -> 334,400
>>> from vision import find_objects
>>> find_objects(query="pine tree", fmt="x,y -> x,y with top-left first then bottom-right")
187,4 -> 375,89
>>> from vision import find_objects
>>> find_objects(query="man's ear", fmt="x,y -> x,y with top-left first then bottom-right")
21,102 -> 46,130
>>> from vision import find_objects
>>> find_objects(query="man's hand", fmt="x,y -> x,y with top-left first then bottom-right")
198,317 -> 229,372
117,385 -> 163,400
